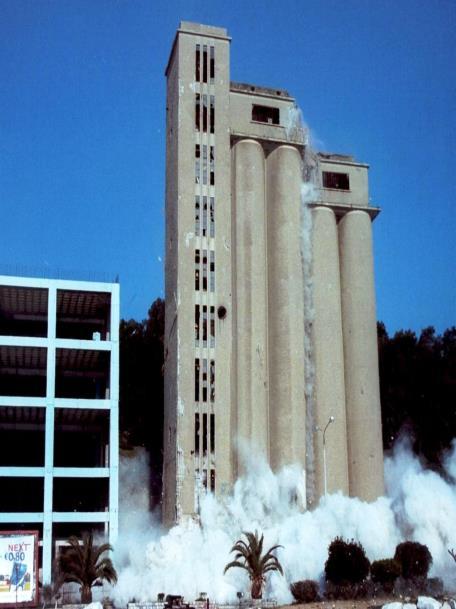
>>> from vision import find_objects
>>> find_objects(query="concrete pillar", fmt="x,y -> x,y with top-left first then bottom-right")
266,145 -> 306,471
312,207 -> 349,498
43,285 -> 56,585
338,210 -> 384,500
232,139 -> 269,466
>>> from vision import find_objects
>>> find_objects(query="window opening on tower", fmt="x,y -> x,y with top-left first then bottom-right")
203,413 -> 208,453
194,359 -> 200,401
203,95 -> 208,132
210,306 -> 215,347
195,196 -> 200,235
209,197 -> 215,237
202,251 -> 208,291
210,46 -> 215,83
210,361 -> 215,403
210,147 -> 215,185
203,145 -> 208,185
252,104 -> 280,125
195,44 -> 200,82
210,96 -> 215,134
195,249 -> 200,291
195,145 -> 200,184
202,359 -> 208,402
202,197 -> 208,237
210,251 -> 215,292
322,171 -> 350,190
203,45 -> 208,83
195,305 -> 200,344
194,413 -> 200,454
195,94 -> 200,131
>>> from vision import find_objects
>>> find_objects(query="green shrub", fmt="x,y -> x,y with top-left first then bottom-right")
394,541 -> 432,579
325,537 -> 370,585
290,580 -> 320,603
371,558 -> 401,592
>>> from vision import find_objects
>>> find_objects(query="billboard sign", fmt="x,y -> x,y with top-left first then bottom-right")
0,531 -> 39,607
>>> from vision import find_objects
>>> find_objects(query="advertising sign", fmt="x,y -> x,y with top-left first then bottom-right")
0,531 -> 38,607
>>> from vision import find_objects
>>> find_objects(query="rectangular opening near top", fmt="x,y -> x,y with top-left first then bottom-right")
252,104 -> 280,125
322,171 -> 350,190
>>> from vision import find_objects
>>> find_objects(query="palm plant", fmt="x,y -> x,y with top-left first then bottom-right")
224,530 -> 283,599
56,532 -> 117,604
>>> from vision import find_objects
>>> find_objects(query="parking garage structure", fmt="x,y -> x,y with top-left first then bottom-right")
0,275 -> 119,585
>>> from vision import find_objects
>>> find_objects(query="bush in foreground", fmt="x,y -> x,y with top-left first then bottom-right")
325,537 -> 370,585
290,580 -> 320,603
371,558 -> 401,592
394,541 -> 432,579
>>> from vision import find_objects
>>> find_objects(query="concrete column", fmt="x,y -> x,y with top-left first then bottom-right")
43,285 -> 56,585
108,283 -> 119,544
266,145 -> 306,471
338,210 -> 384,500
312,207 -> 349,498
232,139 -> 269,466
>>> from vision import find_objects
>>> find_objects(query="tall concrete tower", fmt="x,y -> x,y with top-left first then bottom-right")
162,22 -> 384,526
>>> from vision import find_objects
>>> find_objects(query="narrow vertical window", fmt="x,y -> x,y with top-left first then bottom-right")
202,95 -> 208,133
210,147 -> 215,185
210,360 -> 215,403
195,358 -> 200,401
202,469 -> 208,490
203,145 -> 207,185
210,251 -> 215,292
202,196 -> 207,237
202,250 -> 208,291
210,469 -> 215,492
202,359 -> 207,403
210,306 -> 215,348
195,413 -> 200,454
195,196 -> 200,236
202,306 -> 207,345
195,44 -> 200,82
195,249 -> 200,291
195,305 -> 200,344
209,197 -> 215,238
210,413 -> 215,451
195,94 -> 200,131
195,144 -> 200,184
210,46 -> 215,83
203,45 -> 208,83
210,96 -> 215,134
203,413 -> 208,453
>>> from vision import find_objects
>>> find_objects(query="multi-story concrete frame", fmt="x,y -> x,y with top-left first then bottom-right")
0,275 -> 119,584
163,22 -> 384,525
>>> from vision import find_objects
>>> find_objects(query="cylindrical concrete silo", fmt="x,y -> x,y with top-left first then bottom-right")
232,139 -> 269,466
338,210 -> 384,500
312,206 -> 349,498
266,144 -> 306,472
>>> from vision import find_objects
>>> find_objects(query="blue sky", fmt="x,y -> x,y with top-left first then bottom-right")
1,0 -> 455,333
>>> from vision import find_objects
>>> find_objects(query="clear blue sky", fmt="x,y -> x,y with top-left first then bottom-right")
1,0 -> 455,334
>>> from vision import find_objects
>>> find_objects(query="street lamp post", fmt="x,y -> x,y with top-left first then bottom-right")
315,416 -> 335,496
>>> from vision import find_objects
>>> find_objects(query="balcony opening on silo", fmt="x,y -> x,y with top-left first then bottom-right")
252,104 -> 280,125
322,171 -> 350,190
